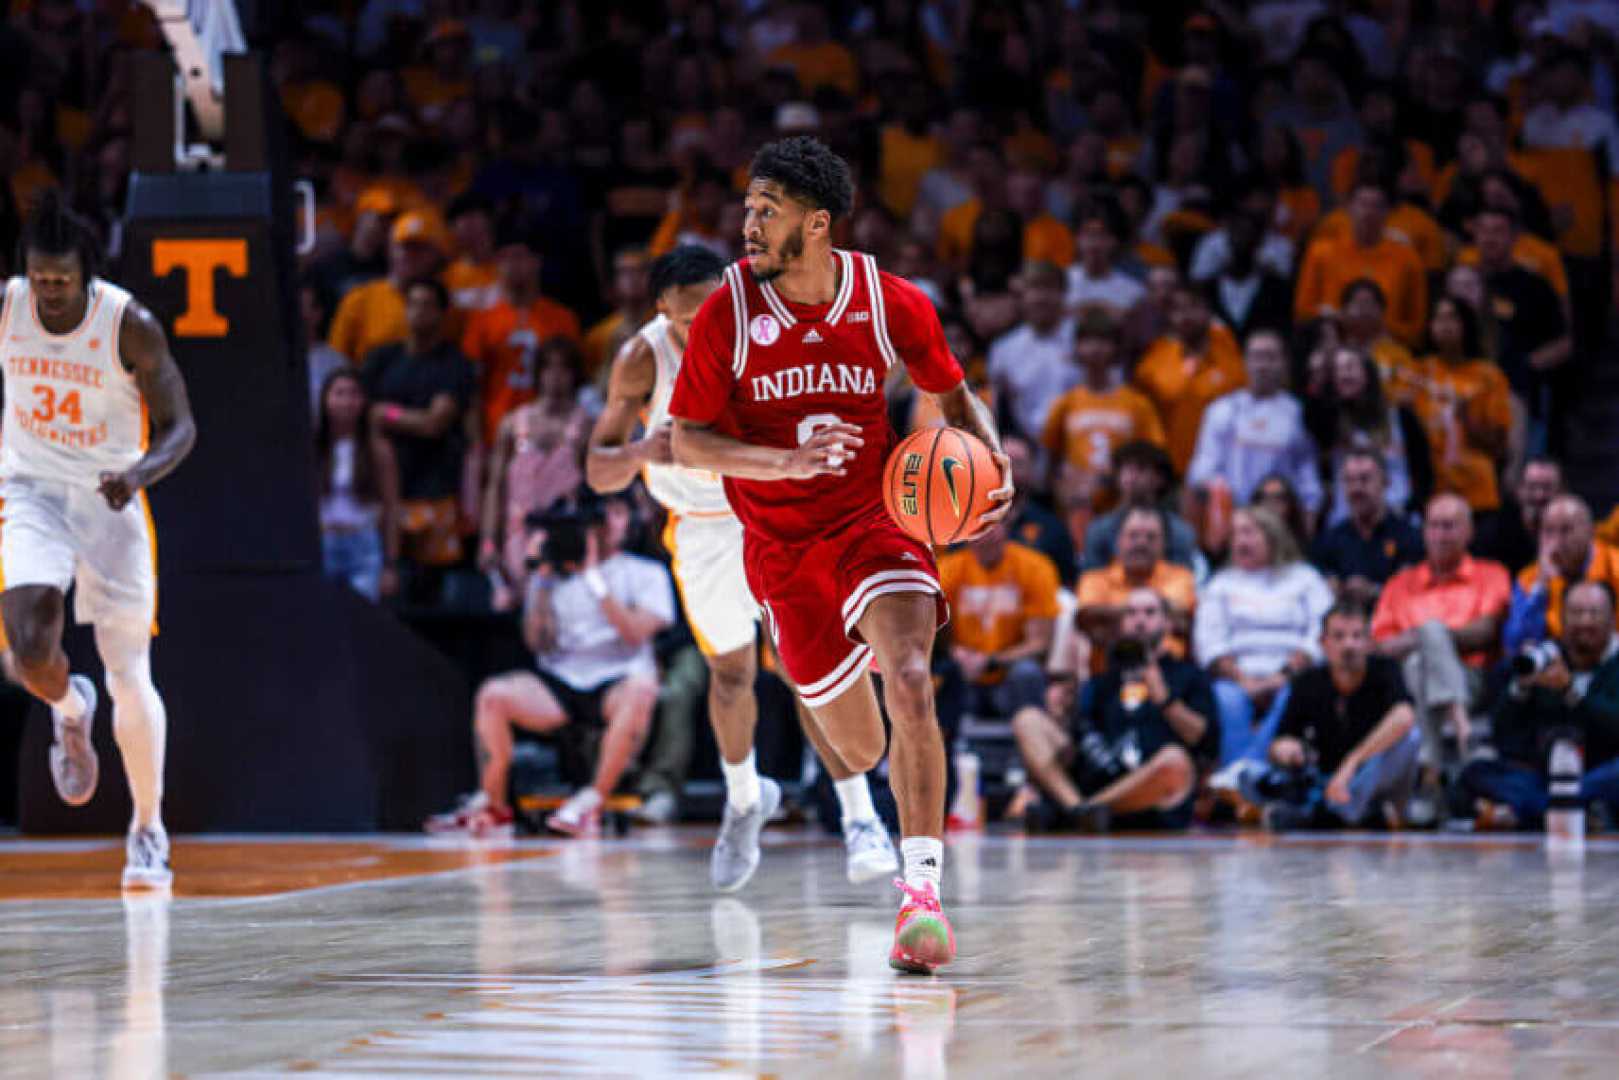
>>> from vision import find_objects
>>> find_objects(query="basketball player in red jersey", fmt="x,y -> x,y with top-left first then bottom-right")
669,137 -> 1012,973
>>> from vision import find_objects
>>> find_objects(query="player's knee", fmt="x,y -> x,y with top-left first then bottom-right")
884,656 -> 934,725
707,653 -> 754,707
837,730 -> 886,774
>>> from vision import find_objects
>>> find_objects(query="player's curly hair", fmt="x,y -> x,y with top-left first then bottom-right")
749,136 -> 855,221
17,189 -> 101,279
649,244 -> 727,300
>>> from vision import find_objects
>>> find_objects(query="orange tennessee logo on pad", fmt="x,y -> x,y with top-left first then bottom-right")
152,238 -> 249,337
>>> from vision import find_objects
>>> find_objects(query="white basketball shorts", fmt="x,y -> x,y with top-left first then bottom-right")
662,512 -> 758,657
1,476 -> 157,630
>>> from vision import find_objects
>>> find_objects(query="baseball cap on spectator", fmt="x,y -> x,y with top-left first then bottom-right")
775,102 -> 821,133
356,184 -> 405,217
392,209 -> 450,253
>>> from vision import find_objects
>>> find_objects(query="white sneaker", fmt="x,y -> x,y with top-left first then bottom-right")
843,817 -> 899,884
49,675 -> 100,807
545,789 -> 603,838
631,790 -> 679,825
122,823 -> 172,890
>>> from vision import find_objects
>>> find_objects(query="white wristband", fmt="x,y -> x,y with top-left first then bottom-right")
583,568 -> 609,599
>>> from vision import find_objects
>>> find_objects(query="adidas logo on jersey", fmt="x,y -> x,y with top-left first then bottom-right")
846,311 -> 870,323
803,329 -> 823,344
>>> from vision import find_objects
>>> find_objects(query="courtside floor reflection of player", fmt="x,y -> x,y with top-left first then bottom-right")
669,138 -> 1012,973
589,244 -> 899,892
0,194 -> 196,888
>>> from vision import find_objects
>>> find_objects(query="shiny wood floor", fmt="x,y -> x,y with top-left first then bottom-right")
2,829 -> 1618,1077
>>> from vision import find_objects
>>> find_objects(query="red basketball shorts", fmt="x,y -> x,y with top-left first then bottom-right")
743,507 -> 949,709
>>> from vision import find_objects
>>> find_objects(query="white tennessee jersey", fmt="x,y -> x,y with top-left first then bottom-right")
0,276 -> 145,487
639,314 -> 733,517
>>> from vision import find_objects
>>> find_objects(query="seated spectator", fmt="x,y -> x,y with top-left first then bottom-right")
1195,507 -> 1334,764
427,493 -> 673,837
1239,602 -> 1422,831
1185,328 -> 1323,523
1132,280 -> 1246,476
1402,295 -> 1514,516
1013,587 -> 1216,832
938,520 -> 1061,722
331,209 -> 451,364
1293,178 -> 1427,345
314,370 -> 399,602
1076,507 -> 1197,659
1372,495 -> 1512,818
987,261 -> 1077,441
479,338 -> 592,611
1309,450 -> 1424,609
1476,457 -> 1564,574
362,279 -> 477,601
1506,496 -> 1619,653
1250,473 -> 1315,548
1040,313 -> 1164,516
461,233 -> 583,443
1456,582 -> 1619,829
1064,198 -> 1146,321
1203,211 -> 1293,339
1081,440 -> 1201,573
1188,180 -> 1293,283
1307,345 -> 1432,526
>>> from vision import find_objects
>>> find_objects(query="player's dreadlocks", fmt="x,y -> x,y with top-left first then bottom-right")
749,136 -> 855,221
17,189 -> 101,279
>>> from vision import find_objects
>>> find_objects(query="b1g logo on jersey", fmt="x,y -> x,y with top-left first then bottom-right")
749,314 -> 781,346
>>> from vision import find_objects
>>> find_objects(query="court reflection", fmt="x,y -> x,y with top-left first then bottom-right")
112,892 -> 169,1080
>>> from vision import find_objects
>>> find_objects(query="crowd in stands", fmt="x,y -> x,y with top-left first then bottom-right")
11,0 -> 1619,833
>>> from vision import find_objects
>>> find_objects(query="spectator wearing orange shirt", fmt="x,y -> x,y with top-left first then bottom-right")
1075,507 -> 1197,659
939,521 -> 1061,720
934,145 -> 1008,273
1505,495 -> 1619,654
1131,281 -> 1246,475
1041,314 -> 1164,515
766,5 -> 859,98
460,234 -> 582,442
328,209 -> 450,364
1294,179 -> 1428,345
442,195 -> 500,311
1373,495 -> 1512,797
1403,295 -> 1514,514
1337,278 -> 1415,391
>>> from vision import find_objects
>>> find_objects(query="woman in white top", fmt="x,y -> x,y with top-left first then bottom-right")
315,369 -> 400,601
1195,506 -> 1333,763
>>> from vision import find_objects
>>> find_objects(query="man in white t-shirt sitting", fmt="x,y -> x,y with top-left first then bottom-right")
1065,200 -> 1146,321
988,261 -> 1078,440
428,492 -> 675,838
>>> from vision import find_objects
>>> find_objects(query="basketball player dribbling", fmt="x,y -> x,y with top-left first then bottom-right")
0,194 -> 197,888
668,138 -> 1013,973
589,244 -> 900,892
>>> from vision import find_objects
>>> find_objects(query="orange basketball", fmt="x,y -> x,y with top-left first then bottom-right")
883,427 -> 1000,545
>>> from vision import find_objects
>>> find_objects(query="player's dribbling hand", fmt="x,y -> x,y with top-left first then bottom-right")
962,450 -> 1015,539
783,423 -> 863,479
97,470 -> 142,511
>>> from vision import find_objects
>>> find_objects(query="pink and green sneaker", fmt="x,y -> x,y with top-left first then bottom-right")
888,879 -> 956,975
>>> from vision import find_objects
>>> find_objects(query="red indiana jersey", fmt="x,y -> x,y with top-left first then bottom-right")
669,250 -> 963,545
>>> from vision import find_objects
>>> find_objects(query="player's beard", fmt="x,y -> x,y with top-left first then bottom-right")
749,225 -> 804,283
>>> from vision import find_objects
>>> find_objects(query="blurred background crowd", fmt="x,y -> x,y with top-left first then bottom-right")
5,0 -> 1619,835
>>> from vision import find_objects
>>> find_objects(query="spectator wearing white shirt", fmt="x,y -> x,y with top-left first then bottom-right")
1521,46 -> 1619,174
989,261 -> 1079,441
1203,211 -> 1295,339
1186,329 -> 1323,516
1065,200 -> 1146,321
1188,184 -> 1294,282
1195,506 -> 1334,763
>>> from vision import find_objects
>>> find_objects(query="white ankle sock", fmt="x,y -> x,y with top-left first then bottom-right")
50,681 -> 86,724
721,750 -> 760,812
901,836 -> 943,891
834,774 -> 878,826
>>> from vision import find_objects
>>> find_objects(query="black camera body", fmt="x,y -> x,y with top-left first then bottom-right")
1511,639 -> 1562,678
526,495 -> 605,574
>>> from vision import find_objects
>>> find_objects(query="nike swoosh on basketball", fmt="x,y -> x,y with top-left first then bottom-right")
940,457 -> 963,516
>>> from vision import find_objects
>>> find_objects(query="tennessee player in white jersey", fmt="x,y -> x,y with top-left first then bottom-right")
0,194 -> 196,888
588,245 -> 897,891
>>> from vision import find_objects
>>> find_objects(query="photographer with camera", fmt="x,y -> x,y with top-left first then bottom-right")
1455,581 -> 1619,829
1012,587 -> 1217,833
1243,602 -> 1421,831
426,490 -> 675,838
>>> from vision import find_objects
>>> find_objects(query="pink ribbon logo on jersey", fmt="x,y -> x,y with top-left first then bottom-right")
749,314 -> 781,346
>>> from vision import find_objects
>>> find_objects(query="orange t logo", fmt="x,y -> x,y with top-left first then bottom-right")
151,238 -> 249,337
